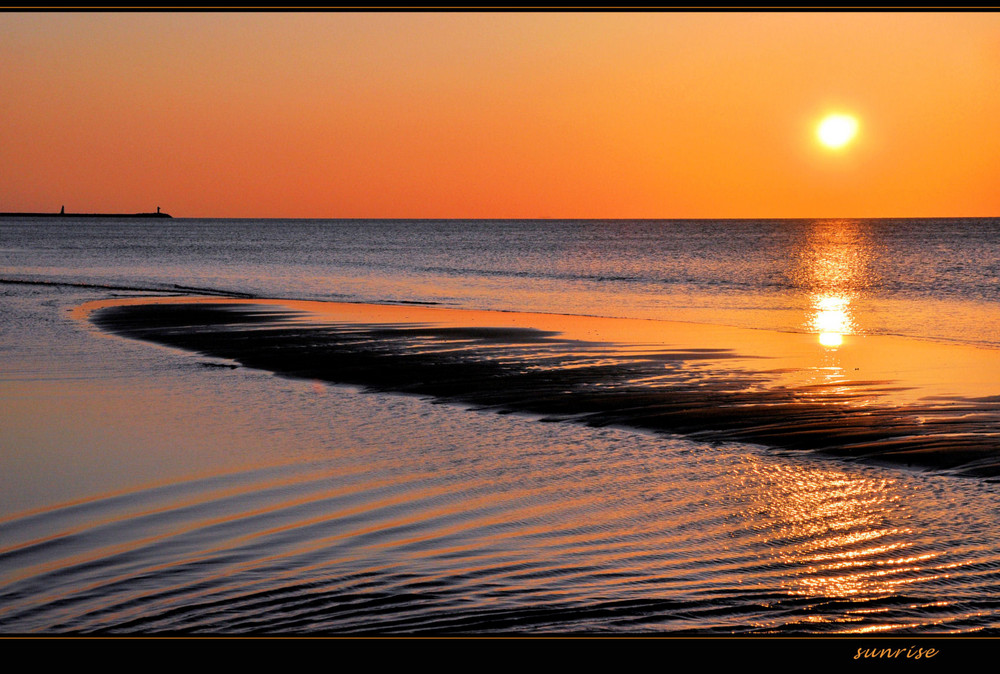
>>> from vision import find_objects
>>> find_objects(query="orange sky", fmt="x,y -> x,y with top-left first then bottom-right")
3,11 -> 1000,219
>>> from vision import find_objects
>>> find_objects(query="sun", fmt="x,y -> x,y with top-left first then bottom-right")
817,113 -> 859,149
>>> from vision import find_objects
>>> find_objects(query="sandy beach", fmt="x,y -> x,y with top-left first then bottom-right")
84,297 -> 1000,479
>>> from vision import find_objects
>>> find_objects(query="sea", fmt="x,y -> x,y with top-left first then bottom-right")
2,217 -> 1000,636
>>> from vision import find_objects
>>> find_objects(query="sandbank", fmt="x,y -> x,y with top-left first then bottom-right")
80,297 -> 1000,478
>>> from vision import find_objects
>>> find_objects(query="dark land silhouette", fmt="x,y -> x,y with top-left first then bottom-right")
0,206 -> 171,218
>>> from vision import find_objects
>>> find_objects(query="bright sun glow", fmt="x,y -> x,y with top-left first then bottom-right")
812,294 -> 853,348
819,332 -> 844,347
817,114 -> 859,149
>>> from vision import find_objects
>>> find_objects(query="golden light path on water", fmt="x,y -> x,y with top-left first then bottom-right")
813,295 -> 853,348
802,219 -> 869,349
735,454 -> 967,634
770,220 -> 964,627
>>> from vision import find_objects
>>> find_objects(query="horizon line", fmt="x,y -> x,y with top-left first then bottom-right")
4,212 -> 998,221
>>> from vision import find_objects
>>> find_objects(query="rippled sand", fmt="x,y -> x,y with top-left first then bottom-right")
86,298 -> 1000,478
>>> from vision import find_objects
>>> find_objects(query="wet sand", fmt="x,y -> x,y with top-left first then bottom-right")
84,297 -> 1000,479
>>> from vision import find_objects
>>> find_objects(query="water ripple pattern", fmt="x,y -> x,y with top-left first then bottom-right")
4,417 -> 1000,634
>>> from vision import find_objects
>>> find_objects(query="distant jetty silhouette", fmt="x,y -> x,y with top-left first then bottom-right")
0,205 -> 172,218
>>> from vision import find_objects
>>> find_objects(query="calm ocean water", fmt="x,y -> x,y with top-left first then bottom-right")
3,217 -> 999,346
2,217 -> 1000,635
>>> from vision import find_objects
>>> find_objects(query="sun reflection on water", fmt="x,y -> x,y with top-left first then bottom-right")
812,294 -> 854,348
800,220 -> 874,348
736,457 -> 950,612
